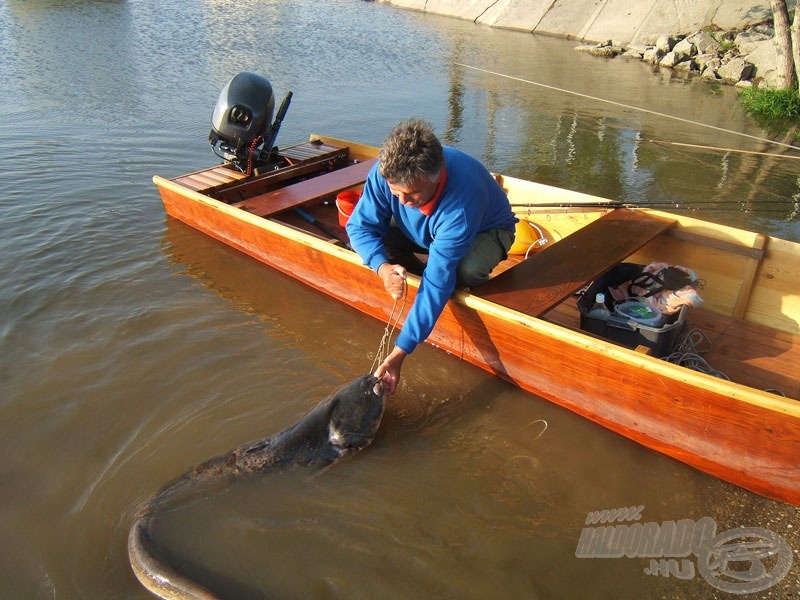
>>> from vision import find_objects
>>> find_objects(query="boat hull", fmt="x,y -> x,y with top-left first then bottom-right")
154,162 -> 800,507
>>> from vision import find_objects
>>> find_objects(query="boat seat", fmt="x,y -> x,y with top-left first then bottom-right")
474,209 -> 676,317
232,158 -> 377,217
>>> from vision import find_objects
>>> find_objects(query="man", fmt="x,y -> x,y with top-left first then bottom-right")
346,118 -> 517,394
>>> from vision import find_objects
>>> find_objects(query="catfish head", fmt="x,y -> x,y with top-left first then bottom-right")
327,374 -> 385,453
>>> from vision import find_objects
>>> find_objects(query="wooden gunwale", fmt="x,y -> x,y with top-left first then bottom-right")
154,169 -> 800,505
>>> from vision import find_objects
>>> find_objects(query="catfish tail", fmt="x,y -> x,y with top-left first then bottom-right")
128,510 -> 220,600
127,456 -> 234,599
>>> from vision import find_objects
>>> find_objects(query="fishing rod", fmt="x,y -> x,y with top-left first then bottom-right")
509,201 -> 797,213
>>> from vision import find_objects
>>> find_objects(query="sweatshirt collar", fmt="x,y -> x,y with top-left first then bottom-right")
418,167 -> 448,217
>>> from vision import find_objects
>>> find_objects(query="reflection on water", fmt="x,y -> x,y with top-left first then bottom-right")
0,0 -> 798,597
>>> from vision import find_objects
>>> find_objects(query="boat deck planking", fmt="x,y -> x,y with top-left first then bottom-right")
173,165 -> 247,191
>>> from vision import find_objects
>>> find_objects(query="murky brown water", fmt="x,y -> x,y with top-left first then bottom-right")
0,1 -> 797,598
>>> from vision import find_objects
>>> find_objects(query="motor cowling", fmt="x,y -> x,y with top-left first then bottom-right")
209,72 -> 279,171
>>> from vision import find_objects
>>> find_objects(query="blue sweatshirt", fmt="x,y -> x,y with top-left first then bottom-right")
346,146 -> 516,354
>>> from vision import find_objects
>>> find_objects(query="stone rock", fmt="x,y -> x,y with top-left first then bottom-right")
753,25 -> 775,37
717,57 -> 754,82
694,53 -> 721,72
688,31 -> 721,55
715,30 -> 736,43
643,47 -> 665,64
660,51 -> 687,68
721,49 -> 740,64
713,3 -> 772,31
623,45 -> 648,59
656,35 -> 678,53
735,29 -> 772,55
744,38 -> 791,88
574,44 -> 624,57
672,37 -> 697,60
596,20 -> 789,89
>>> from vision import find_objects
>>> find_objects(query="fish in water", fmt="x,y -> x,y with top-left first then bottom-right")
128,374 -> 385,600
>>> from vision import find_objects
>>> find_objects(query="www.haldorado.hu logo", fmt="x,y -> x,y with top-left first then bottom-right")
575,506 -> 793,594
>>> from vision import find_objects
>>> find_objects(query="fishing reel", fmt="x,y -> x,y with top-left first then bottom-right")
209,72 -> 292,173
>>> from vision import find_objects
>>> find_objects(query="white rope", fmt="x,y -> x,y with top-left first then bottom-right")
370,287 -> 408,373
455,63 -> 800,153
663,327 -> 730,379
663,326 -> 789,396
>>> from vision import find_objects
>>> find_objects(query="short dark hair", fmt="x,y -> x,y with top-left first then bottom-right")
378,118 -> 444,187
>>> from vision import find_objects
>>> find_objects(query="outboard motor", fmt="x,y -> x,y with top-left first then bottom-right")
209,72 -> 292,173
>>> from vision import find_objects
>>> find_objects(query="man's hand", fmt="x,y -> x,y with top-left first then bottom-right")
378,263 -> 407,300
374,346 -> 406,395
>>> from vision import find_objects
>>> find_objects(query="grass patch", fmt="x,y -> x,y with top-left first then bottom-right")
740,87 -> 800,120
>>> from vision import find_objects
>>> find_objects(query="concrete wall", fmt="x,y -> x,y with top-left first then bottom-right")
379,0 -> 780,45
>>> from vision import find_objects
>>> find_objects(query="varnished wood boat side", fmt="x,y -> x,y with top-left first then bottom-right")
449,293 -> 800,505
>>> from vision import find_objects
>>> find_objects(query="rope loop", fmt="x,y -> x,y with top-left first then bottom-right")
370,285 -> 408,374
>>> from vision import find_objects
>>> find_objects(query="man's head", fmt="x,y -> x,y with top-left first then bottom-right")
379,119 -> 444,208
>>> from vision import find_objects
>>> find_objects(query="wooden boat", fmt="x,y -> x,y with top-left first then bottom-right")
154,135 -> 800,506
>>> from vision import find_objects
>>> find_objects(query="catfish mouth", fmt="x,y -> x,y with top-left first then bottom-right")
329,426 -> 381,451
328,376 -> 386,451
330,432 -> 373,451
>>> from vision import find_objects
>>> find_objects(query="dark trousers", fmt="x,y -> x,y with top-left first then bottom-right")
383,225 -> 514,287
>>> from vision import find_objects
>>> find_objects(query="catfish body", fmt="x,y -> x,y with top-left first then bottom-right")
128,374 -> 385,600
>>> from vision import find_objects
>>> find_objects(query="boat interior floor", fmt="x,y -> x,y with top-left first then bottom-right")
274,202 -> 799,401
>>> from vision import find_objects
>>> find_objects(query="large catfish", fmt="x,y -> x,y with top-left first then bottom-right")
128,374 -> 386,599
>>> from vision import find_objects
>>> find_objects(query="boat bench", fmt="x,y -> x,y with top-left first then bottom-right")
474,209 -> 676,317
232,158 -> 377,218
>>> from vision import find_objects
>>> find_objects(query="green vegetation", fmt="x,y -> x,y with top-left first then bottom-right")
740,87 -> 800,121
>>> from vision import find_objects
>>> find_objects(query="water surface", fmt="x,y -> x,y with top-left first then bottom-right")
0,0 -> 797,598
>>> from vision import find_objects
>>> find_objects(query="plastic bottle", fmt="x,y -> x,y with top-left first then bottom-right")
587,292 -> 612,320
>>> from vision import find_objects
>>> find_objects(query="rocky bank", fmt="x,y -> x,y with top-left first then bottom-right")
577,25 -> 782,89
377,0 -> 797,89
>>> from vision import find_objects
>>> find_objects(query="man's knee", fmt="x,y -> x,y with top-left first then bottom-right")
457,263 -> 491,288
457,228 -> 514,287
